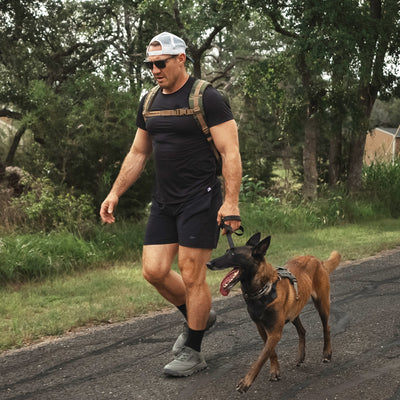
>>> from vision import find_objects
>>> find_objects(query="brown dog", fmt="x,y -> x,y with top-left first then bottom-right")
206,233 -> 341,393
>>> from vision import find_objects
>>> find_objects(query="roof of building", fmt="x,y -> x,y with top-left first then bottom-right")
375,127 -> 400,137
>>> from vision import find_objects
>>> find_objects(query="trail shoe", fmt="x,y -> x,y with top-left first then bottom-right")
163,346 -> 207,377
172,309 -> 217,355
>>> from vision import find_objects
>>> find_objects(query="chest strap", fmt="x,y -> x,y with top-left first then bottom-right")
143,108 -> 198,117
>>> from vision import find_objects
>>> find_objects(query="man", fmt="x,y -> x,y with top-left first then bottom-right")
100,32 -> 242,376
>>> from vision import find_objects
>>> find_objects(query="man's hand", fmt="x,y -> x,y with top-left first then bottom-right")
100,193 -> 119,224
217,203 -> 241,235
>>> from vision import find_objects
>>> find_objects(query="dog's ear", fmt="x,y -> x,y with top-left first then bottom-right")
252,236 -> 271,258
246,233 -> 261,246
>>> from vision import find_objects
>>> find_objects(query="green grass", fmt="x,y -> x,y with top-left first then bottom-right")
1,218 -> 400,352
0,262 -> 170,350
0,222 -> 145,285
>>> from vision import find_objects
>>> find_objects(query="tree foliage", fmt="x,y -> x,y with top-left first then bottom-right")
0,0 -> 399,228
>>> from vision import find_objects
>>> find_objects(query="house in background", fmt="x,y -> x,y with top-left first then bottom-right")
364,126 -> 400,165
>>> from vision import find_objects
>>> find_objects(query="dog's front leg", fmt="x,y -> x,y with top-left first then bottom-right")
236,330 -> 282,393
256,322 -> 280,380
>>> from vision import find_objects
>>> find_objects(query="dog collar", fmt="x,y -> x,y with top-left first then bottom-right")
242,281 -> 277,301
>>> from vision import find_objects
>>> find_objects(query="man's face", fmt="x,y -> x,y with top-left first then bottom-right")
146,44 -> 183,92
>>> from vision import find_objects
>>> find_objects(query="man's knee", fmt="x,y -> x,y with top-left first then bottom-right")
179,255 -> 207,289
142,244 -> 177,285
142,260 -> 170,285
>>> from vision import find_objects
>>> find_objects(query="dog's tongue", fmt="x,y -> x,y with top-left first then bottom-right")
220,269 -> 240,296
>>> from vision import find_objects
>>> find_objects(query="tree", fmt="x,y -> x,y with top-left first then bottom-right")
246,1 -> 331,199
0,0 -> 116,170
248,0 -> 400,196
346,0 -> 400,192
24,73 -> 152,215
241,51 -> 305,185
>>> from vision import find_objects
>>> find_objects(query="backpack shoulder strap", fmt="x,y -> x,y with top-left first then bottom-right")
142,85 -> 161,120
189,79 -> 211,136
189,79 -> 221,164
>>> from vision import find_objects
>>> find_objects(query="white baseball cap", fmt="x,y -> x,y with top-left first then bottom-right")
146,32 -> 187,58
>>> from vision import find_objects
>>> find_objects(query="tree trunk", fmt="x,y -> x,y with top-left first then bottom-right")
303,111 -> 318,200
5,124 -> 27,166
328,120 -> 342,186
348,85 -> 377,193
348,131 -> 367,193
192,56 -> 202,79
0,161 -> 5,183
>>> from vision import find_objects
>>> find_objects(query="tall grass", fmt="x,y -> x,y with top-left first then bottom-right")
362,159 -> 400,217
0,223 -> 145,285
239,191 -> 385,235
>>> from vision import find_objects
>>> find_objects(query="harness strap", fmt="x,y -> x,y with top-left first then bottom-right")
276,267 -> 299,300
144,108 -> 197,117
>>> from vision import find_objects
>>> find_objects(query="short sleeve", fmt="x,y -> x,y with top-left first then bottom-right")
136,94 -> 147,130
202,86 -> 234,128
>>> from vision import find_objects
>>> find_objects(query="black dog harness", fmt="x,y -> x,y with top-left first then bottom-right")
243,267 -> 299,302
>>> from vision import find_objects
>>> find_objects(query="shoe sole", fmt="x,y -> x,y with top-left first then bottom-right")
163,361 -> 207,377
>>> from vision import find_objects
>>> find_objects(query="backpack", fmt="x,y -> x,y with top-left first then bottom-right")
142,79 -> 224,175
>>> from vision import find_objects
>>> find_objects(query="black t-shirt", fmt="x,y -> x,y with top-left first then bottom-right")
136,76 -> 234,204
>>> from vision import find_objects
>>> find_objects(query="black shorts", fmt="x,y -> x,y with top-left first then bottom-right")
144,182 -> 222,249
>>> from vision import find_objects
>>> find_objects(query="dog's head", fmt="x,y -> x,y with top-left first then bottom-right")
207,233 -> 271,296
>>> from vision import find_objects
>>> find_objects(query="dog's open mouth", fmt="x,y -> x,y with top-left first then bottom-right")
220,268 -> 241,296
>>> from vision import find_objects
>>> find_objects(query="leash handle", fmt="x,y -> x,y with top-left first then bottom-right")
219,215 -> 244,248
219,215 -> 244,235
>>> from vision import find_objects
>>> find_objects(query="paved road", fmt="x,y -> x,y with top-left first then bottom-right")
1,249 -> 400,400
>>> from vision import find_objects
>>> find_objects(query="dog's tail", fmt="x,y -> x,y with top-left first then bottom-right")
323,251 -> 341,274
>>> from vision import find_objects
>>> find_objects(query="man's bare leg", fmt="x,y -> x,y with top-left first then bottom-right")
142,243 -> 186,306
162,246 -> 212,376
178,246 -> 213,330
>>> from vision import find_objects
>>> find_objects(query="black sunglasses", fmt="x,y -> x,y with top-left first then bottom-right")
144,55 -> 177,70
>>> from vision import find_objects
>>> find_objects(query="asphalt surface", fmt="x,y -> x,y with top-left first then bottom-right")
1,249 -> 400,400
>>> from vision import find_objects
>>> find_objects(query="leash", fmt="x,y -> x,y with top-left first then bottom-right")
219,215 -> 244,248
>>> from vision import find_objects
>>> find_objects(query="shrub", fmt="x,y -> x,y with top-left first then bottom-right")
0,222 -> 146,285
0,232 -> 100,284
240,175 -> 267,202
10,175 -> 96,233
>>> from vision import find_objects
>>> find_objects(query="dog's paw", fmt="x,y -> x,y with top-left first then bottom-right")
269,372 -> 281,382
322,352 -> 332,363
236,378 -> 250,393
296,358 -> 305,367
296,351 -> 305,366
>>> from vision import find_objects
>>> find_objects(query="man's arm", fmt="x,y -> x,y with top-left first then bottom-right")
210,119 -> 242,232
100,128 -> 152,223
